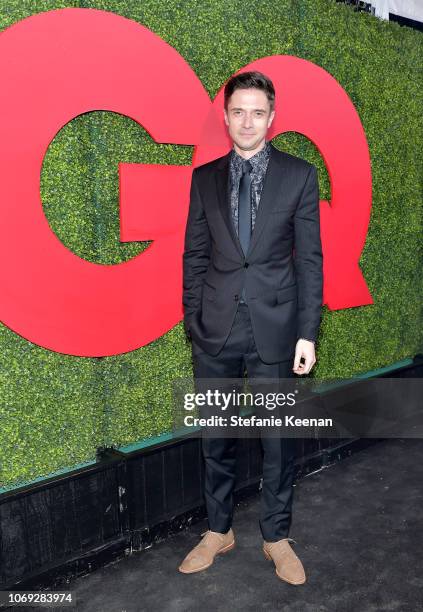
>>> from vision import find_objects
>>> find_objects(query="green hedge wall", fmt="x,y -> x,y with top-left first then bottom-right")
0,0 -> 421,489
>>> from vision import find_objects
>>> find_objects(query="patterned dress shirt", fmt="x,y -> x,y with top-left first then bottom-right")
228,140 -> 271,236
228,141 -> 271,304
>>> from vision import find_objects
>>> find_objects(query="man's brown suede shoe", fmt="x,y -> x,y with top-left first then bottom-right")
179,529 -> 235,574
263,538 -> 306,585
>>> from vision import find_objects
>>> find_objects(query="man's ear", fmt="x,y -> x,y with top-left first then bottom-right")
223,108 -> 229,127
267,109 -> 275,128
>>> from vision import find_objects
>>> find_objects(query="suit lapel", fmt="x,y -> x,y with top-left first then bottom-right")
215,153 -> 244,258
214,143 -> 284,260
247,144 -> 283,258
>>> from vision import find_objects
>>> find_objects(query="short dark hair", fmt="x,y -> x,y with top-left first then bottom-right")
224,71 -> 275,111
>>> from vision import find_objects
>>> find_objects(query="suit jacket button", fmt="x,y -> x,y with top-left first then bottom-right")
234,294 -> 239,301
244,262 -> 249,268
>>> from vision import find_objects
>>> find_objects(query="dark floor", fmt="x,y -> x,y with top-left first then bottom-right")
43,439 -> 423,611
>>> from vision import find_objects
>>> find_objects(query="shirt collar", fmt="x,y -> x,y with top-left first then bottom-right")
230,140 -> 271,173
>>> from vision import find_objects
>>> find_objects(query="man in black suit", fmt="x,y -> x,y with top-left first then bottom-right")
179,72 -> 323,584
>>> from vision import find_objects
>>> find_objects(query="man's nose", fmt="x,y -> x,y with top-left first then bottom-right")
242,114 -> 252,128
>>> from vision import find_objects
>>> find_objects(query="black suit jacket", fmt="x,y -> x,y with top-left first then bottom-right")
183,142 -> 323,364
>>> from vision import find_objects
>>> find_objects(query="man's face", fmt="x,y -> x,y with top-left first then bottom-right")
224,88 -> 275,155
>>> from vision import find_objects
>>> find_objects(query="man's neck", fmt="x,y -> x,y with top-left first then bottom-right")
232,139 -> 267,160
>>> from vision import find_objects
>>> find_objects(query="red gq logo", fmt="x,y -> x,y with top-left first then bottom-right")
0,9 -> 373,356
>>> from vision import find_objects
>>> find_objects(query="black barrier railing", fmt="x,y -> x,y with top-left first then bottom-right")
0,356 -> 421,589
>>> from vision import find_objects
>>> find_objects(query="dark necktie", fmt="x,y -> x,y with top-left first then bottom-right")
238,159 -> 252,255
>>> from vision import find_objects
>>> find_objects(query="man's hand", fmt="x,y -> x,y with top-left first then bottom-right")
292,339 -> 316,375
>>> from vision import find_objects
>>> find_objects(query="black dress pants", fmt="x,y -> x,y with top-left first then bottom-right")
192,302 -> 297,542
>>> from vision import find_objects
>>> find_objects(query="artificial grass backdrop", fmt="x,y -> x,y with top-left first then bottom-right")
0,0 -> 421,488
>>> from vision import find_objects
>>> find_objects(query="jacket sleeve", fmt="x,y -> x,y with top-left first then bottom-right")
182,169 -> 211,329
294,165 -> 323,343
